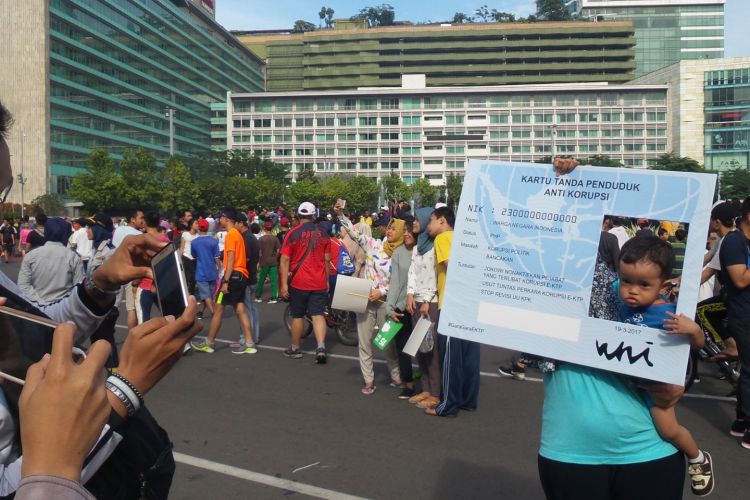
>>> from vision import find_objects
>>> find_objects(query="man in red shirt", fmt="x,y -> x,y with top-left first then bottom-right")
191,208 -> 256,354
279,202 -> 331,363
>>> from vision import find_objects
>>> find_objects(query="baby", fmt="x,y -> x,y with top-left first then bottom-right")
617,236 -> 714,497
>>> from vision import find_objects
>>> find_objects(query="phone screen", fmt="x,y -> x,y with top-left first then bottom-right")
0,306 -> 56,384
152,245 -> 189,318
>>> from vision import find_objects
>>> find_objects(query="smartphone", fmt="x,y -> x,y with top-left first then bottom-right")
337,198 -> 346,209
0,306 -> 57,387
151,243 -> 189,318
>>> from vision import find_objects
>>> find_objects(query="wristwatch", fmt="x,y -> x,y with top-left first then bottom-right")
84,277 -> 120,301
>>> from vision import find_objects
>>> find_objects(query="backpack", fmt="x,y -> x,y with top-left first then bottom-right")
337,245 -> 356,276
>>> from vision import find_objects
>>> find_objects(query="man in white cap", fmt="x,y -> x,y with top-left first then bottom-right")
279,202 -> 331,363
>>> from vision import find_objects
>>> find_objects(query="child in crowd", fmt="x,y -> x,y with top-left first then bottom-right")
616,236 -> 714,497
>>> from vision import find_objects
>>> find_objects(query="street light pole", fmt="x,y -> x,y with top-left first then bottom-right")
19,131 -> 26,219
165,107 -> 175,156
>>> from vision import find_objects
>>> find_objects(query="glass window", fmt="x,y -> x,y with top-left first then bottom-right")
403,132 -> 421,140
296,99 -> 313,111
381,116 -> 399,126
446,115 -> 465,125
446,97 -> 464,109
490,130 -> 509,139
274,118 -> 292,128
489,145 -> 508,153
295,117 -> 313,127
403,97 -> 421,109
557,113 -> 576,123
255,100 -> 272,112
381,98 -> 399,109
317,99 -> 336,111
447,145 -> 465,154
316,117 -> 334,127
360,117 -> 377,126
512,114 -> 531,124
534,114 -> 553,123
424,97 -> 443,109
512,130 -> 531,138
402,161 -> 421,170
360,99 -> 377,110
403,115 -> 421,126
338,117 -> 355,127
490,114 -> 509,124
488,96 -> 509,107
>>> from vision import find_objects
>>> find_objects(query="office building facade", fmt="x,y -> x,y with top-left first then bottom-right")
236,21 -> 636,91
569,0 -> 725,77
0,0 -> 264,202
632,57 -> 750,171
228,83 -> 669,184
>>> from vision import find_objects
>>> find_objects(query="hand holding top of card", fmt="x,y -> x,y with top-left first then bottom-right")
19,322 -> 111,482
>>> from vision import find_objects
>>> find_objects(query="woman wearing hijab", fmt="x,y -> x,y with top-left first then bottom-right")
385,219 -> 418,399
17,217 -> 83,305
405,207 -> 442,409
335,203 -> 404,395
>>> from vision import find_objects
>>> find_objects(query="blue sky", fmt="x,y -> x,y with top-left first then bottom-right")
217,0 -> 748,56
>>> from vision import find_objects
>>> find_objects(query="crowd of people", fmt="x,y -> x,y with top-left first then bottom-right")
0,97 -> 748,499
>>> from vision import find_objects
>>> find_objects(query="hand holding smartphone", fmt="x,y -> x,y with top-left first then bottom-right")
337,198 -> 346,210
151,244 -> 190,318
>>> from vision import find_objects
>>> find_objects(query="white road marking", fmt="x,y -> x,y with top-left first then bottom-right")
173,452 -> 367,500
293,461 -> 321,474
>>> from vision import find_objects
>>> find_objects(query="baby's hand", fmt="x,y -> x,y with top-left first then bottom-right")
663,312 -> 704,349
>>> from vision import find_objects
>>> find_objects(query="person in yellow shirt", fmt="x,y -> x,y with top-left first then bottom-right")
360,210 -> 373,226
424,207 -> 481,417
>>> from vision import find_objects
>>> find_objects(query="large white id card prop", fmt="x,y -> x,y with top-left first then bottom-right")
440,160 -> 716,384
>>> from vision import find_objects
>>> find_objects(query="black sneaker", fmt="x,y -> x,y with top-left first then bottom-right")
315,347 -> 327,364
730,418 -> 750,437
283,347 -> 303,359
398,387 -> 415,400
743,430 -> 750,450
687,451 -> 714,496
498,364 -> 526,381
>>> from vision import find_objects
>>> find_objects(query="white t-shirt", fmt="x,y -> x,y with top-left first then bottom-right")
69,227 -> 93,260
608,226 -> 630,249
112,225 -> 142,248
181,231 -> 198,258
216,230 -> 226,252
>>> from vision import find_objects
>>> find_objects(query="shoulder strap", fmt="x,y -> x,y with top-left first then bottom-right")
289,228 -> 319,286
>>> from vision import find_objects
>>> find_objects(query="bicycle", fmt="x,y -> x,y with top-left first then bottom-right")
283,303 -> 358,346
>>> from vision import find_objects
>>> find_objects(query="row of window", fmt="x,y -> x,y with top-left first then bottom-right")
235,127 -> 667,144
233,92 -> 667,113
247,142 -> 667,157
235,112 -> 667,130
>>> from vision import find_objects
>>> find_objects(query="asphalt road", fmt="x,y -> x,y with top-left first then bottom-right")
2,259 -> 747,499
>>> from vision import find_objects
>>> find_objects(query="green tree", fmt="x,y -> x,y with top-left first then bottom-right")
29,193 -> 65,216
650,153 -> 704,173
68,148 -> 126,212
474,5 -> 491,22
446,174 -> 464,211
410,178 -> 439,207
492,10 -> 516,22
342,176 -> 379,214
293,20 -> 317,32
380,175 -> 411,206
161,156 -> 200,212
319,6 -> 335,28
451,12 -> 473,23
120,148 -> 163,209
286,178 -> 322,211
536,0 -> 571,21
296,165 -> 316,182
356,4 -> 395,26
245,174 -> 286,209
719,168 -> 750,200
585,155 -> 623,168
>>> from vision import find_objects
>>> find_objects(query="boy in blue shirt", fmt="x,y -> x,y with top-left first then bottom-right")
617,236 -> 714,496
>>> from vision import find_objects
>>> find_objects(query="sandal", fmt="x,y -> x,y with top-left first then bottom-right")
408,392 -> 430,404
361,385 -> 376,395
416,396 -> 440,409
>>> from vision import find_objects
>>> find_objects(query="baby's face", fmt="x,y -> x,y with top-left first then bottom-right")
619,259 -> 665,308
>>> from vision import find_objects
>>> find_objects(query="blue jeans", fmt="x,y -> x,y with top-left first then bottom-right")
244,284 -> 260,343
140,289 -> 157,323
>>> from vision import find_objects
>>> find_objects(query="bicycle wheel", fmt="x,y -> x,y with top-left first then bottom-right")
333,309 -> 358,346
